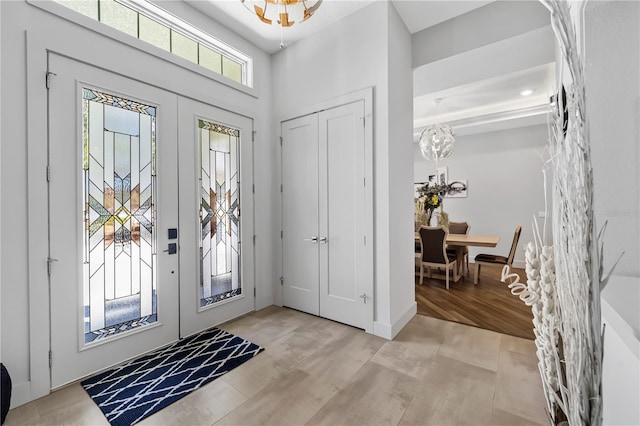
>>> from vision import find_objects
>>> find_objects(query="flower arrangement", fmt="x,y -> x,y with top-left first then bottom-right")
415,183 -> 445,225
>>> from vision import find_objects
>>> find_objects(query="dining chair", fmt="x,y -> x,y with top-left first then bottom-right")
473,225 -> 522,285
414,232 -> 422,276
418,226 -> 458,290
447,221 -> 470,275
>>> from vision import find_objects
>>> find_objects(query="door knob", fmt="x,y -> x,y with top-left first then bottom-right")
303,237 -> 318,243
318,237 -> 328,244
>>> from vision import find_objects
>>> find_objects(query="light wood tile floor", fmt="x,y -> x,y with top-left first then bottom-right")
5,306 -> 547,425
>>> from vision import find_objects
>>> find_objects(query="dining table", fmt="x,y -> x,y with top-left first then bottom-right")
415,232 -> 501,282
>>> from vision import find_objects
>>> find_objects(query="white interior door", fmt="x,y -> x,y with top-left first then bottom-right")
318,101 -> 368,329
281,101 -> 369,330
48,53 -> 179,388
282,114 -> 320,315
177,97 -> 255,337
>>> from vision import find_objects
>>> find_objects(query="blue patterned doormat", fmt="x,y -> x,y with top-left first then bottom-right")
81,327 -> 263,426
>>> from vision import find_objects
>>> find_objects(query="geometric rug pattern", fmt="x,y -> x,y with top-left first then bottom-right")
81,327 -> 263,426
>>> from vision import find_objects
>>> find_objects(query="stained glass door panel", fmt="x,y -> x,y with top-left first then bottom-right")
198,119 -> 240,307
82,88 -> 157,343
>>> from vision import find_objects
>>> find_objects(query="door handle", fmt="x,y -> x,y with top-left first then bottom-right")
303,237 -> 318,243
163,243 -> 177,254
318,237 -> 328,244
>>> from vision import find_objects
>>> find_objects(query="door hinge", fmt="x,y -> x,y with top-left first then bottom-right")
360,116 -> 365,127
252,184 -> 255,193
46,166 -> 51,182
280,276 -> 284,286
364,235 -> 366,245
280,230 -> 283,239
280,184 -> 283,193
363,177 -> 366,187
252,131 -> 256,142
253,235 -> 256,245
45,71 -> 57,90
46,257 -> 58,276
253,287 -> 256,297
49,350 -> 52,368
279,136 -> 283,146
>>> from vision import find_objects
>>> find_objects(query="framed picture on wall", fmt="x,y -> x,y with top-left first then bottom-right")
436,167 -> 448,186
446,180 -> 468,198
428,174 -> 436,187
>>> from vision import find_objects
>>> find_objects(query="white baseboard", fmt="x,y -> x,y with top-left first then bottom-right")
9,381 -> 35,409
373,302 -> 417,340
512,260 -> 525,269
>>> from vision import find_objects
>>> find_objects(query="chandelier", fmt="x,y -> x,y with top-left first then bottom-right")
241,0 -> 323,27
418,98 -> 455,165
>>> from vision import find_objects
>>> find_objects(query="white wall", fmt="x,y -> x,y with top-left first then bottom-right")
584,2 -> 640,424
414,124 -> 549,267
0,0 -> 273,406
601,275 -> 640,425
585,0 -> 640,277
411,0 -> 550,69
271,1 -> 415,337
387,3 -> 416,336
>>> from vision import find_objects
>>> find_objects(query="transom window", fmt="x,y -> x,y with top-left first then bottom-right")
54,0 -> 253,87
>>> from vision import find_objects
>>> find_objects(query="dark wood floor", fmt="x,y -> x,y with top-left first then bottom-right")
415,262 -> 535,340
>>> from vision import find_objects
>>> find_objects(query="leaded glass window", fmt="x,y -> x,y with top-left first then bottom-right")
198,119 -> 241,307
82,87 -> 157,343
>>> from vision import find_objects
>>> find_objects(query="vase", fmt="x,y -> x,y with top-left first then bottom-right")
425,210 -> 434,226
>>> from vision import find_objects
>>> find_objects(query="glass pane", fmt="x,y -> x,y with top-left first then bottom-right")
55,0 -> 98,20
222,57 -> 243,83
82,87 -> 157,344
198,119 -> 241,307
139,15 -> 170,51
199,44 -> 222,75
52,0 -> 252,88
100,0 -> 138,38
171,30 -> 198,63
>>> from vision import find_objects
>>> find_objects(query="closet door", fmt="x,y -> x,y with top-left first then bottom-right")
318,101 -> 367,329
281,114 -> 320,315
281,100 -> 370,330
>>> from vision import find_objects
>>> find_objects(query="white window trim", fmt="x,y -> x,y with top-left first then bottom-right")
27,0 -> 256,96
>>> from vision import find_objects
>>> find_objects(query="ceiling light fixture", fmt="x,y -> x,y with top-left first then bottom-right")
520,89 -> 534,96
419,98 -> 455,167
241,0 -> 322,48
241,0 -> 322,27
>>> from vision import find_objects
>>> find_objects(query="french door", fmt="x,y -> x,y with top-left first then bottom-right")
177,97 -> 254,338
48,53 -> 253,388
282,101 -> 370,330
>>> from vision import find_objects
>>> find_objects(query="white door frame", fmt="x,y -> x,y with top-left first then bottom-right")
277,87 -> 374,334
25,31 -> 257,404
